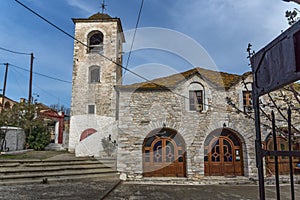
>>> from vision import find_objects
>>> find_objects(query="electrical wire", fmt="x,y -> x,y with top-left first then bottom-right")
13,0 -> 154,85
33,83 -> 70,106
1,63 -> 71,84
124,0 -> 144,75
9,68 -> 28,98
1,63 -> 70,106
13,0 -> 241,114
0,46 -> 31,56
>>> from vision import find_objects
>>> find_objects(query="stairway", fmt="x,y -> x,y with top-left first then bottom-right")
0,155 -> 118,185
201,176 -> 256,185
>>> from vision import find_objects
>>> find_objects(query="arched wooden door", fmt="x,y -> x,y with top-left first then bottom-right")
204,129 -> 244,176
143,128 -> 186,177
265,136 -> 290,175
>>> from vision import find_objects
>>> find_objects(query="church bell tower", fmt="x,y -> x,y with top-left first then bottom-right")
69,12 -> 125,154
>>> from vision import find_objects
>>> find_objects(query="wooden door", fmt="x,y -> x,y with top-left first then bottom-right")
266,136 -> 292,175
204,129 -> 243,176
143,129 -> 186,177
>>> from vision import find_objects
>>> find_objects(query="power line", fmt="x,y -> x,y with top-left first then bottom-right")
33,83 -> 70,106
9,68 -> 28,97
3,63 -> 70,106
124,0 -> 144,74
13,0 -> 152,85
0,46 -> 31,56
13,0 -> 236,113
13,0 -> 222,109
1,63 -> 71,84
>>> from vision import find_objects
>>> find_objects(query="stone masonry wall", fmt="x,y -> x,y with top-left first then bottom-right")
69,19 -> 123,153
117,75 -> 257,181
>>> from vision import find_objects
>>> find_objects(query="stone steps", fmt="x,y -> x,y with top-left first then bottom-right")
131,176 -> 256,185
0,155 -> 118,185
201,176 -> 256,185
0,173 -> 119,185
0,164 -> 111,174
44,143 -> 65,151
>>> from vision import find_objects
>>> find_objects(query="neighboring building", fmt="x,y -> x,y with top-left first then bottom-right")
38,103 -> 66,147
0,95 -> 18,111
69,13 -> 300,181
0,96 -> 67,150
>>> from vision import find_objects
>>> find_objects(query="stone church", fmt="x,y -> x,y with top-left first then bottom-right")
68,13 -> 298,181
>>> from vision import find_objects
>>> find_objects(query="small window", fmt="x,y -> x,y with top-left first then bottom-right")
88,31 -> 104,53
89,66 -> 100,83
243,91 -> 252,112
189,90 -> 203,111
88,105 -> 95,114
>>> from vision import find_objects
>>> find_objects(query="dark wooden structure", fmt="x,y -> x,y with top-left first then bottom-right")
251,20 -> 300,200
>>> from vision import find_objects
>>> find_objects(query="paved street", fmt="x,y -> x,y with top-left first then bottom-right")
106,183 -> 300,200
1,179 -> 300,200
0,178 -> 119,200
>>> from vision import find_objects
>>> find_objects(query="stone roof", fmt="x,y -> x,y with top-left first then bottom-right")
88,13 -> 112,20
72,13 -> 124,41
72,12 -> 119,23
117,67 -> 252,91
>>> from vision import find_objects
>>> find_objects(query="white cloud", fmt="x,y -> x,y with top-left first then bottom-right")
65,0 -> 96,15
166,0 -> 297,72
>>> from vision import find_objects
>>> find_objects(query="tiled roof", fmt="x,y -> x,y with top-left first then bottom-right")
117,67 -> 250,91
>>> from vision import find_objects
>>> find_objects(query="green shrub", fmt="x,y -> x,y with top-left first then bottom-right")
27,125 -> 50,150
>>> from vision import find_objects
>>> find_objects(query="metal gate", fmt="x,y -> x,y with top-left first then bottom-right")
251,20 -> 300,199
253,104 -> 300,199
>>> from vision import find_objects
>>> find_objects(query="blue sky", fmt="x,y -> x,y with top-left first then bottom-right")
0,0 -> 298,108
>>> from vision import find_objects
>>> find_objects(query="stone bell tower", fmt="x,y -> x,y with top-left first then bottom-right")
69,13 -> 125,154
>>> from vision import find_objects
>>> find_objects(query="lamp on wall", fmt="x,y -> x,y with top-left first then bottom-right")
224,114 -> 231,128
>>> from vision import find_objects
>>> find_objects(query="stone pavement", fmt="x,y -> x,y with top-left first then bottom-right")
0,177 -> 120,200
106,183 -> 300,200
1,152 -> 299,199
1,179 -> 300,200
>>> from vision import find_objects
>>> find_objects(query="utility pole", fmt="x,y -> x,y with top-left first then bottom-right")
2,63 -> 9,110
28,53 -> 34,104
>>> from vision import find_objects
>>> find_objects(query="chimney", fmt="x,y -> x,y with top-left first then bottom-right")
20,98 -> 26,103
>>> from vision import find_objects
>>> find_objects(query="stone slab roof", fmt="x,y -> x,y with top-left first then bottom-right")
72,13 -> 125,42
88,13 -> 112,20
116,67 -> 251,91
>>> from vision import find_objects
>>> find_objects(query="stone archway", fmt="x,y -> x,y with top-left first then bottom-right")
142,128 -> 186,177
204,128 -> 244,176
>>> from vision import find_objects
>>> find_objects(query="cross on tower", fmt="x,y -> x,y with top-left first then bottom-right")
101,0 -> 107,14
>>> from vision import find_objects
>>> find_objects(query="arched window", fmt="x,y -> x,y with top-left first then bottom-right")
89,66 -> 101,83
4,101 -> 10,109
188,82 -> 204,112
88,31 -> 104,53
